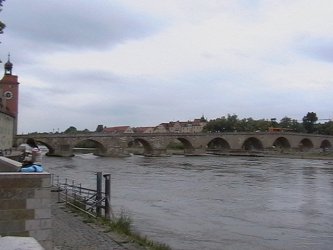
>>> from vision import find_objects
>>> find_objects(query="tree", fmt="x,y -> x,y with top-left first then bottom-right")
64,126 -> 78,134
317,121 -> 333,135
279,117 -> 304,132
0,1 -> 5,35
302,112 -> 318,133
279,117 -> 293,128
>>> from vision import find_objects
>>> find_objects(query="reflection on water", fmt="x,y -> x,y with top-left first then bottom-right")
44,155 -> 333,250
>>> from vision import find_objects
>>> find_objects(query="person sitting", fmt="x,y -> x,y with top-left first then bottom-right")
20,138 -> 43,172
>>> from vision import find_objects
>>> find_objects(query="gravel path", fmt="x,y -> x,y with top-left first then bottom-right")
51,193 -> 143,250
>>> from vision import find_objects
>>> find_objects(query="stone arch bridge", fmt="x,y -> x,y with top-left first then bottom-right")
15,132 -> 333,157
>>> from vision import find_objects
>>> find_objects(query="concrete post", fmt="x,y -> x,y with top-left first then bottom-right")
103,173 -> 112,219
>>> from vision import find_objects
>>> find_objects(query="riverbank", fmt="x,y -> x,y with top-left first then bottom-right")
205,150 -> 333,161
258,151 -> 333,161
51,192 -> 145,250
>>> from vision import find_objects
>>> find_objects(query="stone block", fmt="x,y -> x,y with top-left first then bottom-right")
0,220 -> 25,233
0,236 -> 44,250
0,199 -> 26,210
29,228 -> 52,241
34,188 -> 51,198
25,219 -> 52,231
0,156 -> 21,172
0,209 -> 34,221
26,198 -> 50,209
34,208 -> 51,219
0,188 -> 35,199
0,178 -> 41,188
0,172 -> 52,249
41,177 -> 51,187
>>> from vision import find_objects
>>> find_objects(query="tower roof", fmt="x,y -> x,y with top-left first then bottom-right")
4,54 -> 13,75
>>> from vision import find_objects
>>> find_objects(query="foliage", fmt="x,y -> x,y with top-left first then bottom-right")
302,112 -> 318,133
105,210 -> 171,250
280,116 -> 305,132
109,210 -> 132,235
203,114 -> 273,133
317,121 -> 333,135
63,126 -> 91,134
203,112 -> 331,135
0,0 -> 5,35
64,126 -> 78,134
167,140 -> 185,150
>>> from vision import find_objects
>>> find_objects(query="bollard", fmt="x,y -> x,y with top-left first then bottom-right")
103,173 -> 112,219
96,172 -> 103,217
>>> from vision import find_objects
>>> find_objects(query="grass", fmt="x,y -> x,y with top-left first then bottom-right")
67,205 -> 172,250
108,210 -> 171,250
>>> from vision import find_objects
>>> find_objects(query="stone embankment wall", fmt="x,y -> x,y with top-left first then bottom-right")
0,111 -> 14,151
0,172 -> 52,249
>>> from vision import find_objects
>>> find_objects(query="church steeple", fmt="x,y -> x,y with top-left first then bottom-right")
4,53 -> 13,75
0,54 -> 19,136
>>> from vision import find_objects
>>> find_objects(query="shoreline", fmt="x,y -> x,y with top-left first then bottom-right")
205,151 -> 333,161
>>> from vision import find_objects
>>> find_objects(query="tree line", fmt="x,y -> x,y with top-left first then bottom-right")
203,112 -> 333,135
55,112 -> 333,136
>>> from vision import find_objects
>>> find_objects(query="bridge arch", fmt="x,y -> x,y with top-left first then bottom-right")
35,140 -> 55,155
175,137 -> 195,154
73,139 -> 107,156
128,138 -> 153,156
299,138 -> 314,151
320,139 -> 332,150
17,139 -> 55,156
273,137 -> 291,149
207,138 -> 231,152
242,137 -> 264,151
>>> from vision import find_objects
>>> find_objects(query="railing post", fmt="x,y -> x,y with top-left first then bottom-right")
103,173 -> 112,220
72,180 -> 76,202
65,178 -> 68,205
57,176 -> 60,203
96,172 -> 103,217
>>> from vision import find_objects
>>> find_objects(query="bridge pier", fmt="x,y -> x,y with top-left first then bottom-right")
104,146 -> 130,157
184,148 -> 206,156
48,145 -> 74,157
145,148 -> 168,157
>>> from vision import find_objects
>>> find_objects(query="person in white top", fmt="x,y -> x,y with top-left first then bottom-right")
20,138 -> 43,172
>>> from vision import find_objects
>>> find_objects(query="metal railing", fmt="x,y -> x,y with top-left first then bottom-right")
0,148 -> 13,156
51,172 -> 113,219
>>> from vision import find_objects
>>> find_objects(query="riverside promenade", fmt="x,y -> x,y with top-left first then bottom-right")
51,193 -> 144,250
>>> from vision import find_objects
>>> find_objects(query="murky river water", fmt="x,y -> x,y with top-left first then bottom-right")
44,154 -> 333,250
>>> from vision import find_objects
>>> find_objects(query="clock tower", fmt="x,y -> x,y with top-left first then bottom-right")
0,54 -> 20,135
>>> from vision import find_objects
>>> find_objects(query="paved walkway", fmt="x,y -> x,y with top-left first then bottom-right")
51,193 -> 143,250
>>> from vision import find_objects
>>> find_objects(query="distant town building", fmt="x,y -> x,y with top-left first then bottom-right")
103,126 -> 134,134
153,123 -> 169,133
154,117 -> 207,133
102,117 -> 207,134
132,127 -> 155,133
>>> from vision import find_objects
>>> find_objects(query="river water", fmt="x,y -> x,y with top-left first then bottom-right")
44,154 -> 333,250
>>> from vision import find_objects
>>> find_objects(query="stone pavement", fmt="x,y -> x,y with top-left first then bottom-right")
51,193 -> 144,250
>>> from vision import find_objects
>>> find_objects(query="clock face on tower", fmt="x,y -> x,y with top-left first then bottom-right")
4,91 -> 13,100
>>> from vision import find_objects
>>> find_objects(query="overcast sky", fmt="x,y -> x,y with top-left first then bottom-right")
1,0 -> 333,133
